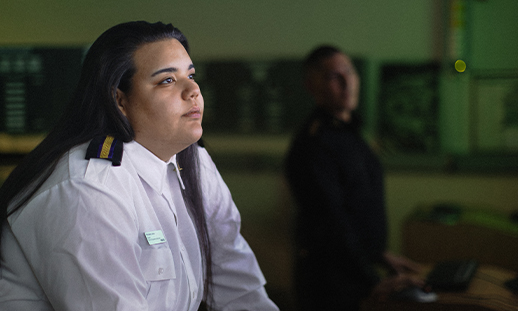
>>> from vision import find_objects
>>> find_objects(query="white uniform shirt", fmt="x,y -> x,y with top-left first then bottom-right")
0,140 -> 278,311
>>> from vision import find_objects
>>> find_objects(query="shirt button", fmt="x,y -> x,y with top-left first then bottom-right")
158,268 -> 164,275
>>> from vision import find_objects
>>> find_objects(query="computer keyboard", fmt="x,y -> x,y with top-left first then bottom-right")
426,259 -> 479,291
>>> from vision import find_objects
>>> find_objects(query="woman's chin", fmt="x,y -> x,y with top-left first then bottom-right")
189,127 -> 203,145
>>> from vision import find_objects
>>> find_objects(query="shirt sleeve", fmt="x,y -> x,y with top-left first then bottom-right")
10,178 -> 149,311
198,147 -> 279,311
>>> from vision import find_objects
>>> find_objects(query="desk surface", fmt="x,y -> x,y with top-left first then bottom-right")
361,265 -> 518,311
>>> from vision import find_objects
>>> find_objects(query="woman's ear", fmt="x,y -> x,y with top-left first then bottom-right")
116,88 -> 128,117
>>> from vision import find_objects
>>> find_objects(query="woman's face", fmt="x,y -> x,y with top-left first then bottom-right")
116,38 -> 204,161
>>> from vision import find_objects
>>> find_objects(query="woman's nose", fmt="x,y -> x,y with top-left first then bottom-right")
182,80 -> 200,100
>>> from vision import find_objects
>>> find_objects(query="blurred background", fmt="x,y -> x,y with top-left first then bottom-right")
1,0 -> 518,309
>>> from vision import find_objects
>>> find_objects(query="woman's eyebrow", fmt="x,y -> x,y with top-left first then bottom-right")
151,67 -> 177,77
151,64 -> 195,77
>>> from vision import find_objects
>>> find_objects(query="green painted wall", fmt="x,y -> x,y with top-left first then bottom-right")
0,0 -> 437,60
439,0 -> 518,154
470,0 -> 518,70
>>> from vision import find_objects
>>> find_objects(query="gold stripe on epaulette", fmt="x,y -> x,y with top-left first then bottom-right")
100,136 -> 115,159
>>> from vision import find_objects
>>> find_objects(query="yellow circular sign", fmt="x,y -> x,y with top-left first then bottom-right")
455,60 -> 466,72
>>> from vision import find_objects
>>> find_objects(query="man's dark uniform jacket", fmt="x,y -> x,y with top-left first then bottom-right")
284,107 -> 388,310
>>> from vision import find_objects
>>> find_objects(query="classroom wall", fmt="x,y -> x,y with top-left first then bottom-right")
1,2 -> 517,307
0,0 -> 437,60
2,0 -> 517,226
2,0 -> 517,248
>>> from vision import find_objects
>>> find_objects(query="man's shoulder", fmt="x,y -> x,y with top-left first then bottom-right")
292,115 -> 341,149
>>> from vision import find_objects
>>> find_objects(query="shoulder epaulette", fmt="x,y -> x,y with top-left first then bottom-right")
85,135 -> 123,166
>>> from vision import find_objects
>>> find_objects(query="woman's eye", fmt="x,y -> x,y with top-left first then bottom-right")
189,73 -> 196,80
160,77 -> 175,84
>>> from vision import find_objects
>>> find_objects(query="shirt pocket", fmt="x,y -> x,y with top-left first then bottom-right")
140,248 -> 176,281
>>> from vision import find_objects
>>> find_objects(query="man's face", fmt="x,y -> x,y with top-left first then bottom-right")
306,52 -> 360,121
116,38 -> 204,161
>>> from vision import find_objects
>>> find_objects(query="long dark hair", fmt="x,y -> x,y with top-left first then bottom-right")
0,21 -> 213,307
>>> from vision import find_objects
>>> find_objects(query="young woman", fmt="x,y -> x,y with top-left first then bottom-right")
0,21 -> 278,311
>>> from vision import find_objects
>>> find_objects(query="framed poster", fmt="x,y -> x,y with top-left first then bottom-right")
378,63 -> 440,153
471,71 -> 518,153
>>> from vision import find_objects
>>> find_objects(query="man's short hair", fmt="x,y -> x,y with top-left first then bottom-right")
303,45 -> 342,75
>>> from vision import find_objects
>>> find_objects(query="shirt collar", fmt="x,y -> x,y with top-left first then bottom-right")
314,107 -> 362,131
124,141 -> 177,194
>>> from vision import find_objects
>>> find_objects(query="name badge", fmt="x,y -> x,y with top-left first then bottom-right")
145,230 -> 166,245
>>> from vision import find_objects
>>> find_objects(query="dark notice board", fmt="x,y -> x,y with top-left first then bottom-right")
0,47 -> 85,134
0,48 -> 366,137
378,62 -> 440,154
195,57 -> 366,135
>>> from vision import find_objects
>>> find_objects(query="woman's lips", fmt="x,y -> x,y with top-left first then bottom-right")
183,107 -> 201,118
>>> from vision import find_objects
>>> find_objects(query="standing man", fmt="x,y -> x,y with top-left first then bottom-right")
284,45 -> 423,310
